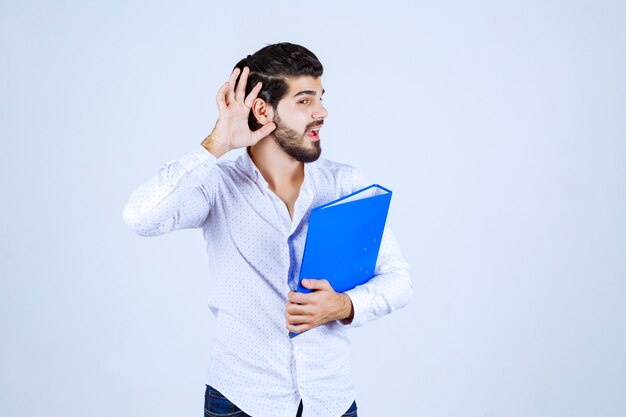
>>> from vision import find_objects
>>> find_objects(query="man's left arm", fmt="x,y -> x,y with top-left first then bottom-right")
285,225 -> 412,332
337,225 -> 413,328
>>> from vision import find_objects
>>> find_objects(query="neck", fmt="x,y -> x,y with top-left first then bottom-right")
248,136 -> 304,191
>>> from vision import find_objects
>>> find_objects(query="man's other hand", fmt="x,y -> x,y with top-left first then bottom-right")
285,279 -> 354,333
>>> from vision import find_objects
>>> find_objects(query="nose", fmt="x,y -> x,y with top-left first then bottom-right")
312,99 -> 328,120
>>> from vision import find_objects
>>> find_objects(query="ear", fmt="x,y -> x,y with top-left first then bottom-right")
251,98 -> 275,125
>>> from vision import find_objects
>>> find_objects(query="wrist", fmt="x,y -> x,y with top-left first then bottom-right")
339,294 -> 354,324
201,133 -> 230,159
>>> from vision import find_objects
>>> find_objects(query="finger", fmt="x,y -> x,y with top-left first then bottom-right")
244,81 -> 262,108
287,291 -> 304,304
216,82 -> 228,111
286,314 -> 309,325
235,66 -> 249,102
287,322 -> 312,332
226,68 -> 240,104
286,303 -> 308,315
302,279 -> 331,290
250,122 -> 276,144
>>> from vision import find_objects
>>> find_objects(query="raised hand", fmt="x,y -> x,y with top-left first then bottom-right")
202,67 -> 276,158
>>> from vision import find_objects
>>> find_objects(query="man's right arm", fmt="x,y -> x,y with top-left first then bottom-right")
122,66 -> 276,237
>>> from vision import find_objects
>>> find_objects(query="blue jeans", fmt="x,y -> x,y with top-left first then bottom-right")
204,384 -> 358,417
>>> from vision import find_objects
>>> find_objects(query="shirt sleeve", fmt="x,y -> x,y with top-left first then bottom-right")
122,145 -> 219,236
338,168 -> 414,328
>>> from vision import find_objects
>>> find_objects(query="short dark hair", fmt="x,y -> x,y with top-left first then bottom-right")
233,42 -> 323,130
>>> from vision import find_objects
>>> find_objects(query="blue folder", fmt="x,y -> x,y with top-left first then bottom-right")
289,184 -> 393,338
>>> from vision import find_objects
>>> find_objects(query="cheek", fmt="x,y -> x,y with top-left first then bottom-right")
285,114 -> 309,132
296,112 -> 312,129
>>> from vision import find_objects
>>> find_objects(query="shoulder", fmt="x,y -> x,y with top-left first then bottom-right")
311,157 -> 371,192
214,158 -> 238,171
313,156 -> 360,179
214,156 -> 246,179
189,156 -> 246,189
314,156 -> 356,173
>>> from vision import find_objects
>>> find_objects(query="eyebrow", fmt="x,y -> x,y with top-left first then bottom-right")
293,89 -> 325,98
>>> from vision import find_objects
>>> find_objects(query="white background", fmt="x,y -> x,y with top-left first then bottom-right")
1,1 -> 625,416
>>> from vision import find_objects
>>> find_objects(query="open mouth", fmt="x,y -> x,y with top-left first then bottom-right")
306,126 -> 321,140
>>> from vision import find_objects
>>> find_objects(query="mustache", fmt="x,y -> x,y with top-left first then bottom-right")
305,121 -> 324,131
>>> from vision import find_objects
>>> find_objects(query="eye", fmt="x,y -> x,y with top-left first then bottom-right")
299,98 -> 310,104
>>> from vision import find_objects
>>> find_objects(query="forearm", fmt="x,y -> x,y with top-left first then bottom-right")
341,267 -> 412,328
339,226 -> 413,328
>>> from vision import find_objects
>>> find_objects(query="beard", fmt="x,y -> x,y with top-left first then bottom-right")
272,111 -> 322,163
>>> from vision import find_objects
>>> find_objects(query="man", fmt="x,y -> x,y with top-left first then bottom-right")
122,43 -> 413,417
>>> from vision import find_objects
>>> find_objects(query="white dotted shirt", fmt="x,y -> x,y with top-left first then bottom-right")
122,145 -> 413,417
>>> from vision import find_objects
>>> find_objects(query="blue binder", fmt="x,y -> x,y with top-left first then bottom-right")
289,184 -> 393,338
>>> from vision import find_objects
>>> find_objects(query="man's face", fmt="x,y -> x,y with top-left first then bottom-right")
272,76 -> 328,163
